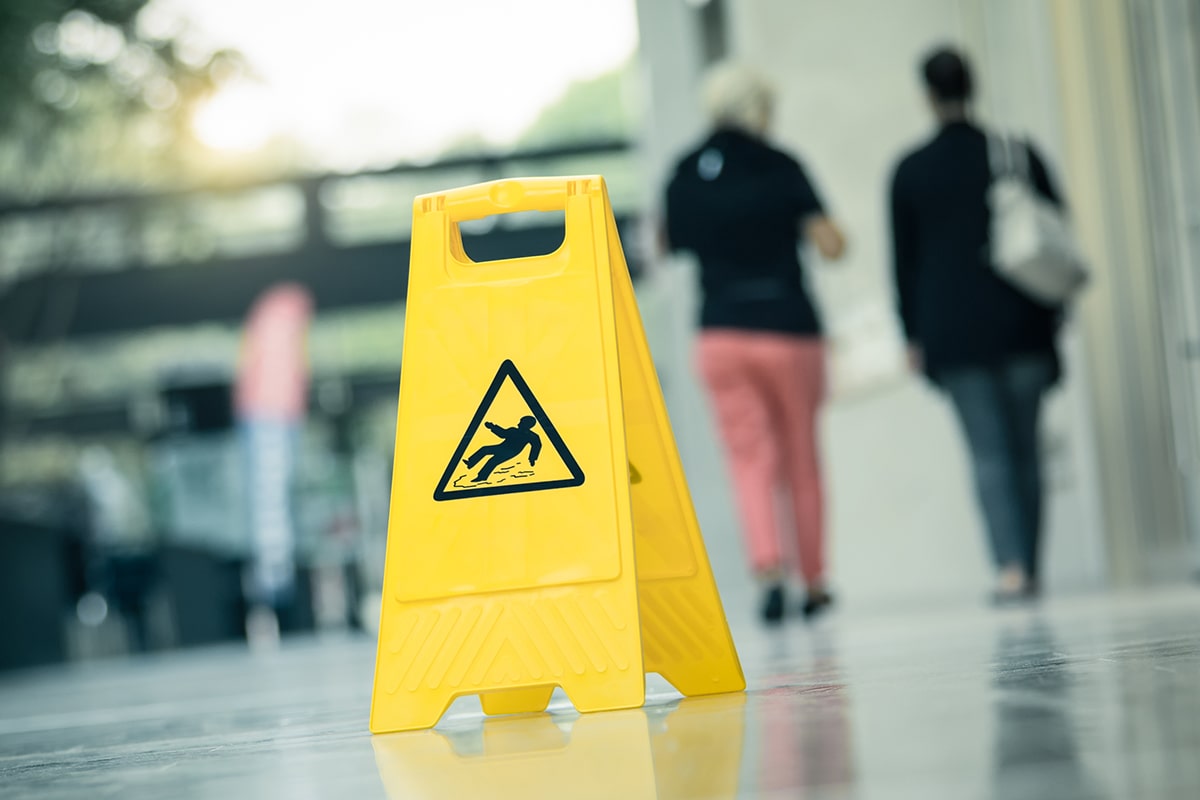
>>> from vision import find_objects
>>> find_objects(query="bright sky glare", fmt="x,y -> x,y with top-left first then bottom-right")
143,0 -> 640,169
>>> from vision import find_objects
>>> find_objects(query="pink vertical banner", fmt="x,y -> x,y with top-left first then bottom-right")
235,283 -> 314,618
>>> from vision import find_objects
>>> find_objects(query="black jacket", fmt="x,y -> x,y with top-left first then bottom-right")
666,128 -> 827,337
890,120 -> 1063,380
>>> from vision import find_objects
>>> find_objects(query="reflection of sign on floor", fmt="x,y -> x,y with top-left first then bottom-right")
371,694 -> 747,800
434,360 -> 585,501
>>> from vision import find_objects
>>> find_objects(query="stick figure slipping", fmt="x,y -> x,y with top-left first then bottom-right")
463,415 -> 541,483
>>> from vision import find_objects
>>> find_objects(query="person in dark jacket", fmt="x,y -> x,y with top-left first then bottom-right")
666,62 -> 847,624
889,47 -> 1066,603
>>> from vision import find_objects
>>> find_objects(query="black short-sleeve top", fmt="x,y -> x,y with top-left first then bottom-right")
665,128 -> 827,337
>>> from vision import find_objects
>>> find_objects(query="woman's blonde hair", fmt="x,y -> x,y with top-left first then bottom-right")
701,61 -> 774,133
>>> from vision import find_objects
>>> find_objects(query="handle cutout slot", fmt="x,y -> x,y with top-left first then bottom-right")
456,209 -> 566,264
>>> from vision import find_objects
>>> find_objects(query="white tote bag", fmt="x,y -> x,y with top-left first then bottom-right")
987,135 -> 1089,305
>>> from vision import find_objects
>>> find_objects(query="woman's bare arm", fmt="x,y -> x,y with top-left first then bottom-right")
804,215 -> 847,261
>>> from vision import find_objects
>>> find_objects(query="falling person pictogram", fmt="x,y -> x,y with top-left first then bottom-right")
463,415 -> 541,482
433,360 -> 585,501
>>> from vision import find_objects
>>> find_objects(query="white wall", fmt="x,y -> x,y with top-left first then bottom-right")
633,0 -> 1108,615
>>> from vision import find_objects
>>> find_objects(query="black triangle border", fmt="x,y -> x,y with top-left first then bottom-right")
433,360 -> 586,501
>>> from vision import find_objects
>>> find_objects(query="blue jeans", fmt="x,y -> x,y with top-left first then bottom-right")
939,355 -> 1056,580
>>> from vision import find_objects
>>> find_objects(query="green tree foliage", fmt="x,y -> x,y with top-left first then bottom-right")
0,1 -> 242,197
514,59 -> 639,150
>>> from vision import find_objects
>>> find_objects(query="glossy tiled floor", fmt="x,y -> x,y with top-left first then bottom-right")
2,587 -> 1199,799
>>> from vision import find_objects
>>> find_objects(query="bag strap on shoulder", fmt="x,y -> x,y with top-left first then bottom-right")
987,131 -> 1032,184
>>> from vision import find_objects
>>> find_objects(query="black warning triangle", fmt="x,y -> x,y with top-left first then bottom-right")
433,360 -> 585,501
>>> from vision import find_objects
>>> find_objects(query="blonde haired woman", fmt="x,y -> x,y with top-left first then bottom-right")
665,62 -> 847,624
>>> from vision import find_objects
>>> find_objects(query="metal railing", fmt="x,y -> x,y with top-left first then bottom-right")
0,139 -> 643,344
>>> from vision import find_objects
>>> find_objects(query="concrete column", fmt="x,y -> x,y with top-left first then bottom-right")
1048,0 -> 1189,583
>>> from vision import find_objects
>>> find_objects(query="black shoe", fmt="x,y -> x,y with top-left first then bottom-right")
760,584 -> 785,625
801,590 -> 833,620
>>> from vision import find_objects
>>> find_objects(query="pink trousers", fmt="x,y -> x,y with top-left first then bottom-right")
696,330 -> 827,583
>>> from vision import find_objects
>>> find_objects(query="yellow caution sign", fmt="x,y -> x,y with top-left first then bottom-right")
370,176 -> 744,734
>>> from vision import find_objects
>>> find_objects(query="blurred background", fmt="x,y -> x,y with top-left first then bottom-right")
0,0 -> 1197,671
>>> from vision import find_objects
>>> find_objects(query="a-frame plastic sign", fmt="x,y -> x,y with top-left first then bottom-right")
370,176 -> 744,733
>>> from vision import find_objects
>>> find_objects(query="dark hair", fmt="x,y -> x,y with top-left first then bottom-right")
922,47 -> 973,103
